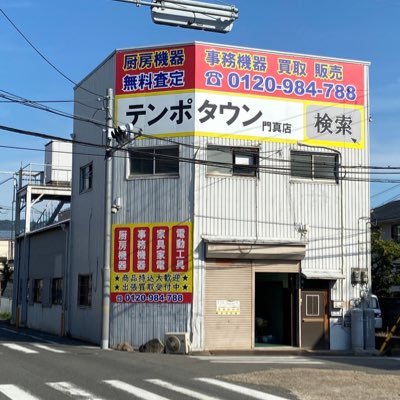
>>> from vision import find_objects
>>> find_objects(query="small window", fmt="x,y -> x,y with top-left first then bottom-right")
33,279 -> 43,303
79,162 -> 93,193
291,151 -> 338,182
52,278 -> 63,305
129,147 -> 179,177
392,225 -> 400,243
306,294 -> 320,317
207,146 -> 259,177
78,274 -> 92,307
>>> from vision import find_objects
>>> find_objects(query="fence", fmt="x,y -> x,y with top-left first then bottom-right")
0,297 -> 12,314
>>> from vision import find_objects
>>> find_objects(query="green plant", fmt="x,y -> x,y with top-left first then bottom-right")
371,231 -> 400,296
0,312 -> 11,320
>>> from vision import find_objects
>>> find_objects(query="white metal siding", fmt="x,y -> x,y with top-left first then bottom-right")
110,303 -> 190,348
70,54 -> 116,344
109,137 -> 194,347
193,80 -> 370,347
71,48 -> 370,352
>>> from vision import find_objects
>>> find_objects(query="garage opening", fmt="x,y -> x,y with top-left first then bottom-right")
255,273 -> 299,347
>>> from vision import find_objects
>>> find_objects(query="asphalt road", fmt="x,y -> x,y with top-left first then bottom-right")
0,321 -> 399,400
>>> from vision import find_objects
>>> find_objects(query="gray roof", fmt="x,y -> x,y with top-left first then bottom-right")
0,231 -> 12,240
372,200 -> 400,223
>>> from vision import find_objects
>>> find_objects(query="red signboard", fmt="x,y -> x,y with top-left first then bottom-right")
113,227 -> 130,273
194,44 -> 365,105
151,226 -> 169,272
116,43 -> 365,105
115,45 -> 196,95
111,223 -> 193,304
132,227 -> 150,273
115,43 -> 366,148
171,225 -> 189,272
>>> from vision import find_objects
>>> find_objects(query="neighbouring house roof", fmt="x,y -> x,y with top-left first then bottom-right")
372,200 -> 400,224
0,231 -> 12,240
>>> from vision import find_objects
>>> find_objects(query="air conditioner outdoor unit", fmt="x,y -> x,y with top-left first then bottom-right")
164,332 -> 191,355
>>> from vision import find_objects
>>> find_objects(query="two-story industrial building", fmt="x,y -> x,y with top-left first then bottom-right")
15,42 -> 371,352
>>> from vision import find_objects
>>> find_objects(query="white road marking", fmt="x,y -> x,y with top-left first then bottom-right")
196,378 -> 289,400
147,379 -> 222,400
190,356 -> 324,364
2,343 -> 38,354
47,382 -> 105,399
0,327 -> 97,349
0,327 -> 59,345
32,343 -> 66,353
0,384 -> 40,400
104,379 -> 172,400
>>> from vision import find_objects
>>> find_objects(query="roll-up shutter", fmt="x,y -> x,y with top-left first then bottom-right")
204,260 -> 252,350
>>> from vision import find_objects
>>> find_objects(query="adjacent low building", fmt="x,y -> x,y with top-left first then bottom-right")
12,141 -> 72,334
0,230 -> 13,304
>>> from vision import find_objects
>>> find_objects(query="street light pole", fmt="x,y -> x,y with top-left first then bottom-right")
101,88 -> 113,350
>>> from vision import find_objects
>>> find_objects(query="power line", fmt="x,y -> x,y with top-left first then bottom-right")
0,97 -> 102,111
1,113 -> 400,185
0,8 -> 103,99
0,86 -> 367,165
2,126 -> 400,185
1,75 -> 370,147
0,90 -> 105,128
371,183 -> 400,199
0,124 -> 105,150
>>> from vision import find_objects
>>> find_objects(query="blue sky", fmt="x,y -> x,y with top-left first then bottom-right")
0,0 -> 399,218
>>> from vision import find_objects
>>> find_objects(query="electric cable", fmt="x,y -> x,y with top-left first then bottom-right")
0,122 -> 398,179
0,90 -> 105,128
1,114 -> 400,185
0,98 -> 102,111
0,8 -> 104,99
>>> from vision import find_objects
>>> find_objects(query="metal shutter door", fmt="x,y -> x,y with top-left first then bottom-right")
204,260 -> 252,350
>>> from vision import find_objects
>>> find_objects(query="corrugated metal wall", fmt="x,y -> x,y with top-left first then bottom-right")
15,226 -> 67,334
71,51 -> 370,350
193,72 -> 371,347
111,303 -> 190,347
70,53 -> 116,344
109,137 -> 194,348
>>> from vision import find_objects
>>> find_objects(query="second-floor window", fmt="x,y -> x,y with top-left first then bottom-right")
291,151 -> 338,182
207,146 -> 259,177
129,146 -> 179,177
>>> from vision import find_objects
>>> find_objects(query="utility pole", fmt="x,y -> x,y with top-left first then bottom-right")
101,88 -> 113,349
